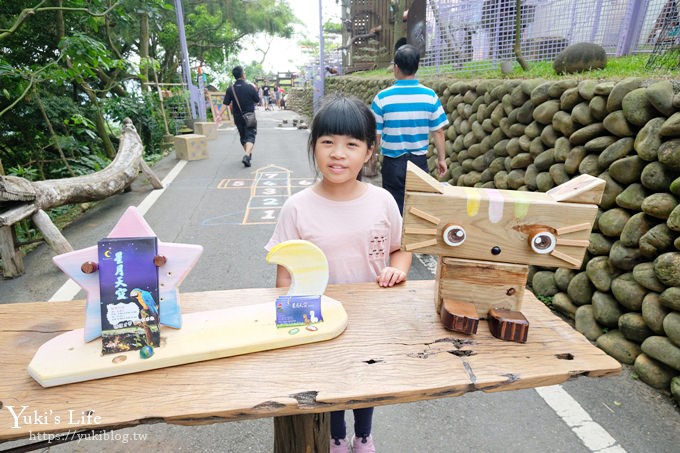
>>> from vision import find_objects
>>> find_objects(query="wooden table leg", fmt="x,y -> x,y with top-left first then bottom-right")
273,413 -> 329,453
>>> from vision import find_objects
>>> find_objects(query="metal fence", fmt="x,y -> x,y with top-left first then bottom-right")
420,0 -> 680,75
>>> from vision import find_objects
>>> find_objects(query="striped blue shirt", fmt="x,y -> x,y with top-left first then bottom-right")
371,79 -> 449,158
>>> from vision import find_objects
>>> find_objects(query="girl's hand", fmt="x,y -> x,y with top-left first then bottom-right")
376,267 -> 407,287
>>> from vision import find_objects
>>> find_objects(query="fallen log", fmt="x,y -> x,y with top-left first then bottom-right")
0,118 -> 163,277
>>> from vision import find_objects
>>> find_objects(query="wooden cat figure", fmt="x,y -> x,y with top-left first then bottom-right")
402,162 -> 605,342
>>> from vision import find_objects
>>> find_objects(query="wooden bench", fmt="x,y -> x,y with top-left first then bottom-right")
0,280 -> 620,451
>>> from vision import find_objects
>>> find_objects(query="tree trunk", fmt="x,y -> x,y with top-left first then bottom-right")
273,413 -> 329,453
140,11 -> 150,90
0,119 -> 162,272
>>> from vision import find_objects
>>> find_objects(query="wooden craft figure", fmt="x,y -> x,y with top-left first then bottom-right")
28,208 -> 347,387
402,162 -> 604,342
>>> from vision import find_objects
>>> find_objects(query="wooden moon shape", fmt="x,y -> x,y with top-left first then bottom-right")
266,240 -> 329,295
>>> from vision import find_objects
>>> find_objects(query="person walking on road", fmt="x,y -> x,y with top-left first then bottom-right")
266,95 -> 412,453
371,44 -> 449,213
223,65 -> 260,167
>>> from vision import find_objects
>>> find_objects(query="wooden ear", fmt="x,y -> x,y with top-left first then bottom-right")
405,161 -> 445,194
546,174 -> 605,205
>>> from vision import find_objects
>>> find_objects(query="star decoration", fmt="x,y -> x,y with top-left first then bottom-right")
52,206 -> 203,342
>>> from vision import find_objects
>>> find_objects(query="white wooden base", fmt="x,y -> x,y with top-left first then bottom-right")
28,296 -> 348,387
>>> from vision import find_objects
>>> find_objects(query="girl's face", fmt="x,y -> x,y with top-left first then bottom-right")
314,134 -> 372,185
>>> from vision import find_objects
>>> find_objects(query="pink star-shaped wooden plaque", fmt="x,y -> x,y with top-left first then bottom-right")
52,206 -> 203,342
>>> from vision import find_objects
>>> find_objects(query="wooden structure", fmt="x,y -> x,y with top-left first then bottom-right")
0,281 -> 620,451
0,119 -> 163,278
403,162 -> 604,321
342,0 -> 398,72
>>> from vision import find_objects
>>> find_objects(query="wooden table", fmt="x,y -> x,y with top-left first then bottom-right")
0,280 -> 620,451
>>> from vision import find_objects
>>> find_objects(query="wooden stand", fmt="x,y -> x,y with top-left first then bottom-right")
28,295 -> 348,387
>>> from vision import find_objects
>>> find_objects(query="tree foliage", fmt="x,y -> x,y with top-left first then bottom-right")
0,0 -> 297,179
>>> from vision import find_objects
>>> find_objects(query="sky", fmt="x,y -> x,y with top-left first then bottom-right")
237,0 -> 341,73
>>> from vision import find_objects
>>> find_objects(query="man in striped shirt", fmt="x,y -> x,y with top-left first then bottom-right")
371,44 -> 449,214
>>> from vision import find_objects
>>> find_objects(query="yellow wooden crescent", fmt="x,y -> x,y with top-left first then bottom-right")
266,240 -> 329,295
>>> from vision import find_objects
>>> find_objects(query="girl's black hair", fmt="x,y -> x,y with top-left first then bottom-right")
308,94 -> 376,165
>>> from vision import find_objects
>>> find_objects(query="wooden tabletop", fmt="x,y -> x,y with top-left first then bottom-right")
0,280 -> 620,441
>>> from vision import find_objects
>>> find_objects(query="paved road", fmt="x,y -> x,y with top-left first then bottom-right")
1,109 -> 678,452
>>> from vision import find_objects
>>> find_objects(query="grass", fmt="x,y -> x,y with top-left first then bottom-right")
346,54 -> 680,80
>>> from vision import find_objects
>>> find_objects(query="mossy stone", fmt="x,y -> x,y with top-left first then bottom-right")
586,256 -> 616,291
524,165 -> 538,190
622,88 -> 658,126
619,312 -> 653,343
575,305 -> 603,341
578,153 -> 601,176
658,139 -> 680,171
592,291 -> 623,327
596,330 -> 641,365
510,153 -> 533,169
646,80 -> 675,117
532,270 -> 558,297
549,163 -> 570,185
641,336 -> 680,371
588,232 -> 614,256
571,102 -> 594,125
640,161 -> 675,192
554,267 -> 576,292
639,224 -> 674,258
570,122 -> 605,145
553,137 -> 570,162
616,183 -> 648,210
540,125 -> 558,147
660,286 -> 680,311
663,312 -> 680,348
530,81 -> 553,106
578,80 -> 598,100
507,169 -> 526,189
609,240 -> 645,271
673,376 -> 680,404
589,96 -> 608,120
642,193 -> 678,220
552,292 -> 577,319
642,292 -> 669,334
598,172 -> 623,210
634,353 -> 677,389
560,87 -> 582,111
611,272 -> 647,311
609,155 -> 644,185
565,146 -> 587,175
633,262 -> 667,292
660,112 -> 680,137
585,135 -> 618,153
536,172 -> 555,192
598,137 -> 634,168
654,252 -> 680,286
667,204 -> 680,232
620,212 -> 657,247
524,121 -> 542,139
548,79 -> 579,98
606,78 -> 643,112
598,208 -> 631,237
567,271 -> 594,305
634,117 -> 665,161
534,148 -> 555,171
533,99 -> 560,124
603,110 -> 635,137
529,136 -> 546,158
670,176 -> 680,197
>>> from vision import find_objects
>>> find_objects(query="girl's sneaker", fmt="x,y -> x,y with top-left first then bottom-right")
351,434 -> 376,453
330,437 -> 349,453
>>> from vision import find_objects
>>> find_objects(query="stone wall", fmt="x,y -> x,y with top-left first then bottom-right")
293,76 -> 680,402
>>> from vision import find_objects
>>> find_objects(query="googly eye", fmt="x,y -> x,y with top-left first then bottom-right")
443,225 -> 466,247
530,231 -> 556,254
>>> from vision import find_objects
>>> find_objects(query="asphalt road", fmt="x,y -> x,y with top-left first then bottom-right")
1,109 -> 678,453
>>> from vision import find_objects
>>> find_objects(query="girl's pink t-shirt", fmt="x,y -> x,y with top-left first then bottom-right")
265,183 -> 403,284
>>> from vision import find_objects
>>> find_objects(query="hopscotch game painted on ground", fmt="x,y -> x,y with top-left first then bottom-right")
218,164 -> 316,224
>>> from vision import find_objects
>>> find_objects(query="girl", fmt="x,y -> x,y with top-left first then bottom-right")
265,94 -> 412,452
